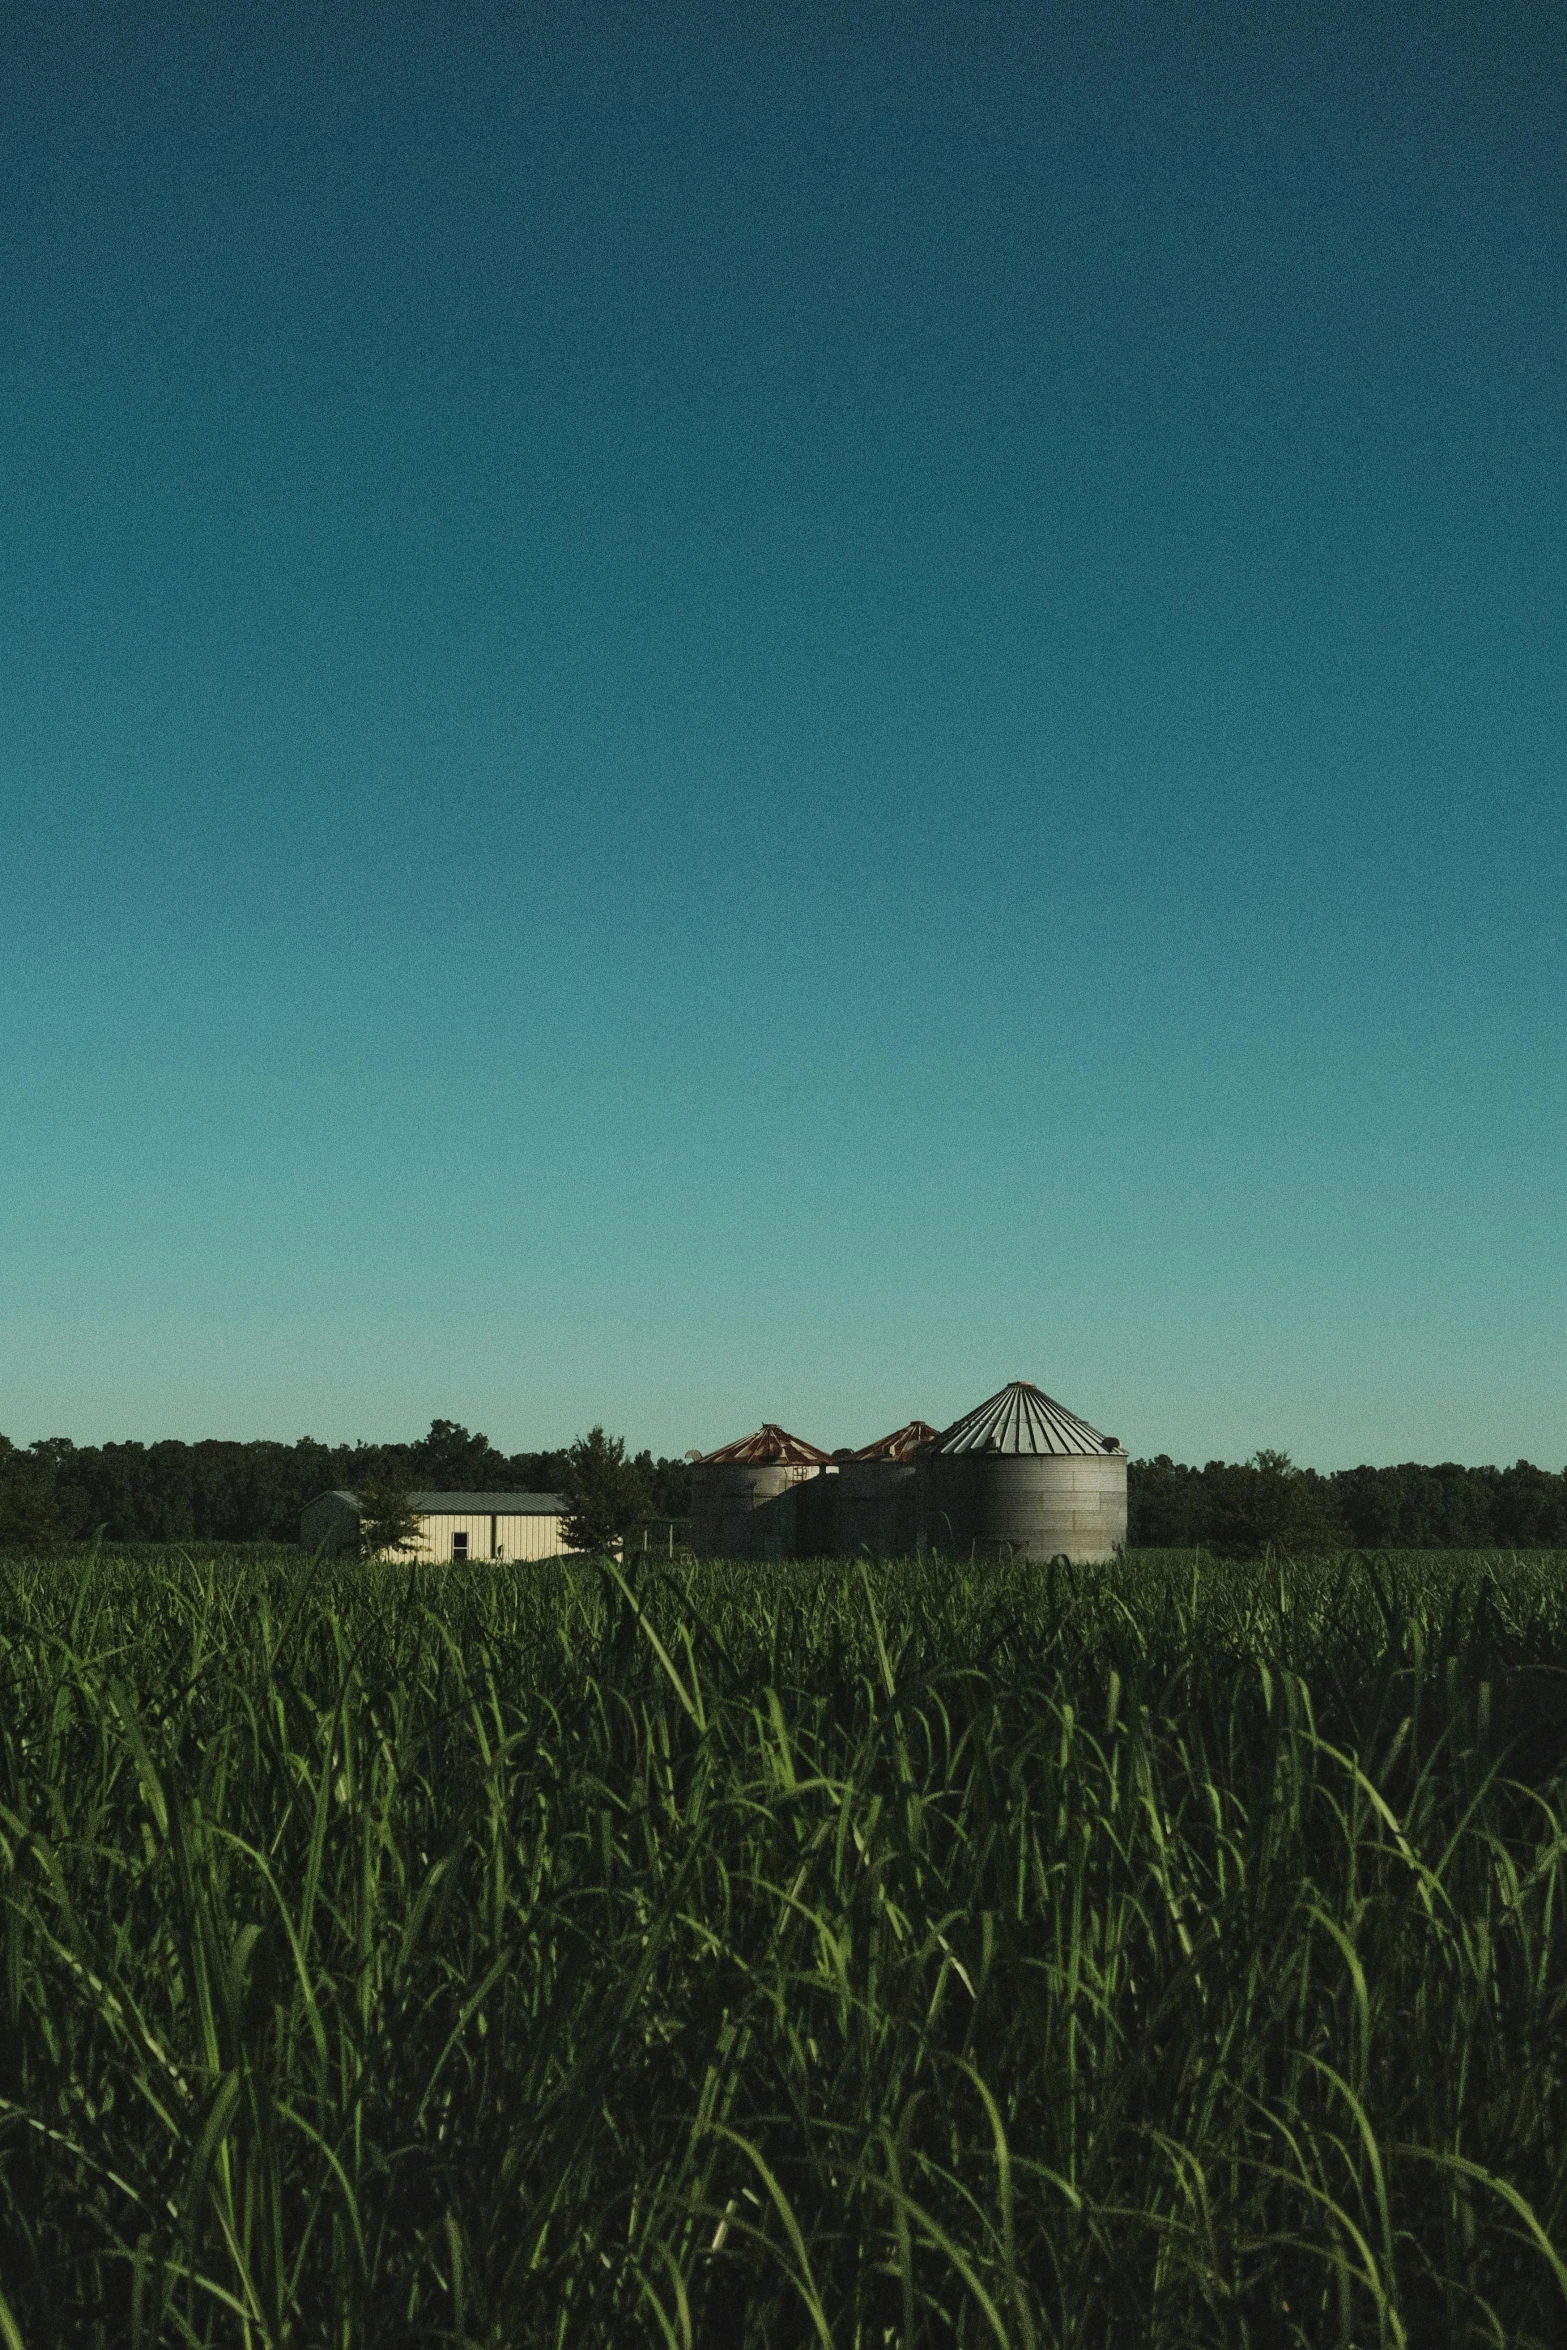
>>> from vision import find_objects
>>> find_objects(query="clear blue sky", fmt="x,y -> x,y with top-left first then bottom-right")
3,1 -> 1563,1469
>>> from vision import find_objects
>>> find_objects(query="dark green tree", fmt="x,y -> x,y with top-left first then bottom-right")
644,1453 -> 692,1521
356,1480 -> 425,1560
561,1428 -> 652,1556
0,1439 -> 63,1549
501,1447 -> 573,1494
409,1420 -> 515,1490
1127,1455 -> 1207,1546
1205,1451 -> 1343,1557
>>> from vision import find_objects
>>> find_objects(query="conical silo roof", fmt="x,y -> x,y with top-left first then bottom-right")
698,1423 -> 832,1466
934,1381 -> 1122,1457
852,1419 -> 943,1461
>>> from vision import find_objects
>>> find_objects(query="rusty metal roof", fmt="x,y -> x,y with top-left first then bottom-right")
698,1423 -> 832,1466
851,1420 -> 943,1461
934,1382 -> 1123,1457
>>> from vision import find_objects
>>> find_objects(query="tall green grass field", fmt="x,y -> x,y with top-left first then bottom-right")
4,1546 -> 1567,2346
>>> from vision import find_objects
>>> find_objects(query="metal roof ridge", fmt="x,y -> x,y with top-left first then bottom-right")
934,1379 -> 1122,1457
851,1419 -> 944,1461
408,1490 -> 567,1511
698,1422 -> 832,1465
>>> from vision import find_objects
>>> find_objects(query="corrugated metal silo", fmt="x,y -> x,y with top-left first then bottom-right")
689,1424 -> 831,1559
792,1421 -> 940,1557
917,1382 -> 1126,1563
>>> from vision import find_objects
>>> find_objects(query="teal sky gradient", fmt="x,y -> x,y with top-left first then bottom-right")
3,1 -> 1564,1467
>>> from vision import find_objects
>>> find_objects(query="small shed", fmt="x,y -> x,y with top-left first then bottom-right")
299,1490 -> 363,1553
300,1490 -> 569,1562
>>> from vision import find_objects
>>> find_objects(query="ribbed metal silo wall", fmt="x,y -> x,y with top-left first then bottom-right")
791,1471 -> 840,1557
793,1467 -> 912,1557
917,1455 -> 1126,1564
690,1463 -> 811,1559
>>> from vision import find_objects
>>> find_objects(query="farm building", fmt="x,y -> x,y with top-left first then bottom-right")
794,1421 -> 943,1559
300,1490 -> 569,1562
690,1382 -> 1126,1564
917,1381 -> 1126,1564
687,1425 -> 831,1561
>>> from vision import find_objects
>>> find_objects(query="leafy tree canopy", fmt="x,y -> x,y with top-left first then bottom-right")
407,1420 -> 513,1491
0,1438 -> 62,1549
561,1428 -> 653,1557
1128,1453 -> 1567,1554
356,1480 -> 425,1561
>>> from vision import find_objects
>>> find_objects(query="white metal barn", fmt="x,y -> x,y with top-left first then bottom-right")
300,1490 -> 569,1562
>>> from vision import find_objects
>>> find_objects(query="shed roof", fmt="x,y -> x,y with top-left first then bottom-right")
698,1424 -> 831,1466
312,1490 -> 565,1515
934,1382 -> 1122,1457
852,1420 -> 943,1461
411,1492 -> 566,1514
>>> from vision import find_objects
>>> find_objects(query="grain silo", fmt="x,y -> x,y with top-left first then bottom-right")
793,1421 -> 940,1558
917,1381 -> 1126,1564
689,1424 -> 832,1560
843,1420 -> 941,1558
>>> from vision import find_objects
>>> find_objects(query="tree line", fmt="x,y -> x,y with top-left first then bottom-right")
0,1420 -> 693,1550
1,1423 -> 1565,1555
1129,1450 -> 1567,1554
